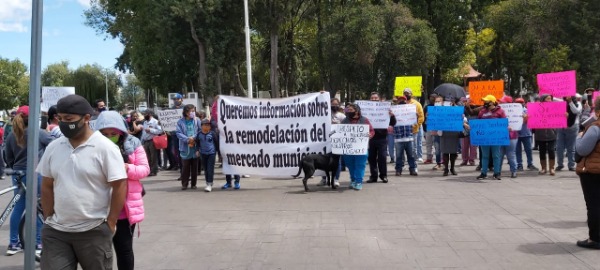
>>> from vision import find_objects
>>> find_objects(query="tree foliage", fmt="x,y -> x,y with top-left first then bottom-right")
0,57 -> 29,109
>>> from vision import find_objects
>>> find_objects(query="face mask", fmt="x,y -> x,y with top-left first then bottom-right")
345,112 -> 356,118
483,103 -> 491,108
144,115 -> 150,121
399,101 -> 407,105
331,105 -> 339,112
175,100 -> 182,106
98,107 -> 106,113
405,95 -> 412,100
59,117 -> 85,139
108,135 -> 120,144
435,102 -> 442,106
189,112 -> 195,118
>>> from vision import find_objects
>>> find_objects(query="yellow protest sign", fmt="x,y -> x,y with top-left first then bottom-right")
394,76 -> 422,97
468,80 -> 504,105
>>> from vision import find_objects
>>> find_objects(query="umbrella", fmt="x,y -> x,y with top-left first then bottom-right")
433,83 -> 467,101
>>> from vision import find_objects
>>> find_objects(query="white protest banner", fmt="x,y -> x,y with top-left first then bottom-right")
219,92 -> 331,176
331,124 -> 370,155
498,103 -> 524,131
41,87 -> 75,112
156,109 -> 184,132
391,104 -> 417,126
354,100 -> 391,129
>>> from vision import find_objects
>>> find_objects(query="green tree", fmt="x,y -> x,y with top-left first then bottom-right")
0,57 -> 29,109
42,61 -> 71,87
64,64 -> 121,106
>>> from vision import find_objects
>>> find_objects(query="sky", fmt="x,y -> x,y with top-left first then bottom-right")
0,0 -> 123,72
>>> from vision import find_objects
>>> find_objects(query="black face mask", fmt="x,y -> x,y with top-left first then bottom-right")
331,105 -> 339,112
144,115 -> 151,121
345,112 -> 356,118
405,95 -> 412,101
59,117 -> 85,139
399,101 -> 407,105
483,103 -> 491,108
98,107 -> 106,113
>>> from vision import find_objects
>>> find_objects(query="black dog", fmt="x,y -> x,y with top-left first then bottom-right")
292,153 -> 341,192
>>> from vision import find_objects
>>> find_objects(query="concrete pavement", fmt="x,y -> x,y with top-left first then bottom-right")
1,151 -> 599,269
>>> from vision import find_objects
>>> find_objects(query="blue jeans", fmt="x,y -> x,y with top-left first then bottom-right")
10,171 -> 42,245
501,139 -> 518,173
201,153 -> 216,183
343,155 -> 368,184
481,146 -> 502,175
416,126 -> 423,159
395,141 -> 417,172
387,134 -> 395,162
225,175 -> 240,184
556,126 -> 578,169
516,136 -> 534,168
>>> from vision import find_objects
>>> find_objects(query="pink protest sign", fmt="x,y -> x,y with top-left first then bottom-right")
537,70 -> 576,97
593,91 -> 600,106
526,101 -> 567,129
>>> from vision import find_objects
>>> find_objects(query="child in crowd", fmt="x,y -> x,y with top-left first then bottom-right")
198,119 -> 218,192
222,175 -> 241,190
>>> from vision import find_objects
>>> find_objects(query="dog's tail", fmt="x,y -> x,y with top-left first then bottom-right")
291,164 -> 302,178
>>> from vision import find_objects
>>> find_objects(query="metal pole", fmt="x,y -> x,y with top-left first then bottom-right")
243,0 -> 253,98
24,0 -> 43,268
105,71 -> 109,109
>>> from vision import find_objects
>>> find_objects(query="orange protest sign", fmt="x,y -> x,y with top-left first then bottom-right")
468,80 -> 504,105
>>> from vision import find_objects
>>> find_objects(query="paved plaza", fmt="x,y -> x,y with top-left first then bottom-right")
1,151 -> 599,269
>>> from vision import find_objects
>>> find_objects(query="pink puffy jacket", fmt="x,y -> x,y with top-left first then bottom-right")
119,145 -> 150,224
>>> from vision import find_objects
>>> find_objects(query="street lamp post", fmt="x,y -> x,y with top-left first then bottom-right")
243,0 -> 253,98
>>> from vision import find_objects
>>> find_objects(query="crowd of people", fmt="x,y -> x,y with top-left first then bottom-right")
0,87 -> 599,270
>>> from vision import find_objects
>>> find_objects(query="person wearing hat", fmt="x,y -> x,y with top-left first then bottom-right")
476,95 -> 507,180
176,104 -> 202,190
4,105 -> 53,255
140,109 -> 163,176
342,103 -> 375,190
514,98 -> 538,172
36,94 -> 128,269
164,93 -> 185,172
197,118 -> 218,192
392,96 -> 418,177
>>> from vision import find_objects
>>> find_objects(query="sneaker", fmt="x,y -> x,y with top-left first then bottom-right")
409,170 -> 418,176
0,176 -> 5,180
423,159 -> 433,164
204,184 -> 212,192
475,165 -> 482,171
333,181 -> 340,188
493,173 -> 502,180
35,244 -> 42,256
389,160 -> 395,164
354,183 -> 363,190
349,181 -> 355,189
569,168 -> 576,172
242,175 -> 250,178
234,182 -> 241,190
476,174 -> 487,180
417,158 -> 424,163
511,172 -> 517,178
222,183 -> 232,189
576,239 -> 600,249
432,164 -> 442,170
381,177 -> 388,183
468,161 -> 476,166
555,165 -> 564,171
366,178 -> 377,183
6,243 -> 22,256
527,165 -> 539,171
517,166 -> 524,171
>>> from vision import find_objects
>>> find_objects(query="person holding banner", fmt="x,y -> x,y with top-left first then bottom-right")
476,95 -> 507,180
423,93 -> 438,165
514,98 -> 538,172
499,96 -> 519,178
393,96 -> 418,176
167,94 -> 185,172
556,95 -> 582,172
534,95 -> 559,175
176,104 -> 202,190
342,103 -> 375,190
404,89 -> 425,163
439,97 -> 467,176
575,97 -> 600,249
366,92 -> 396,184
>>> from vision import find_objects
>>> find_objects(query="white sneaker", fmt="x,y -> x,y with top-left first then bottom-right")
417,158 -> 424,163
333,181 -> 340,188
242,175 -> 250,178
317,178 -> 327,186
204,184 -> 212,192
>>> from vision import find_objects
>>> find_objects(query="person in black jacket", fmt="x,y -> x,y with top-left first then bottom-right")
366,92 -> 396,183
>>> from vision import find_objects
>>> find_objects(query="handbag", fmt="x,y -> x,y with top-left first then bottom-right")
152,133 -> 168,149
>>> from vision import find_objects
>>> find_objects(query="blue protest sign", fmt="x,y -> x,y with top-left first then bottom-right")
426,106 -> 464,131
468,118 -> 510,146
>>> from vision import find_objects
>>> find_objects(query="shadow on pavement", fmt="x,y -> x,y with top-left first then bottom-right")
526,219 -> 586,229
517,242 -> 583,255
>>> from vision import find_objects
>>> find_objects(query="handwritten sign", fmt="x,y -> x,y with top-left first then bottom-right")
537,70 -> 576,98
391,104 -> 417,126
498,103 -> 524,131
156,109 -> 184,132
526,101 -> 567,129
331,124 -> 369,155
394,76 -> 422,97
469,81 -> 504,106
592,91 -> 600,106
355,101 -> 391,129
469,118 -> 510,146
426,106 -> 465,131
41,87 -> 75,112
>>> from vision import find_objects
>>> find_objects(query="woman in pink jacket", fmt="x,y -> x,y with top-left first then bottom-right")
96,111 -> 149,270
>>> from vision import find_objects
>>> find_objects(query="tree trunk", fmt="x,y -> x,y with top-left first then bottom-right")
215,67 -> 222,95
270,25 -> 280,98
189,21 -> 207,95
233,65 -> 248,97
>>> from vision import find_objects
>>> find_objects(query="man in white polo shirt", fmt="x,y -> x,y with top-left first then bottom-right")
37,94 -> 127,269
